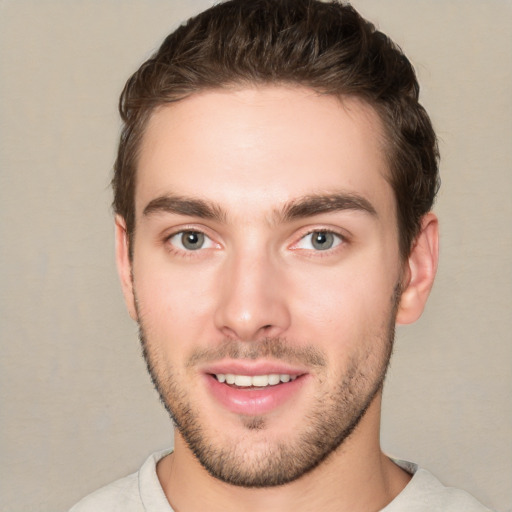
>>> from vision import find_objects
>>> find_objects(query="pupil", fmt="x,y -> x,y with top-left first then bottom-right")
182,231 -> 204,250
312,232 -> 333,250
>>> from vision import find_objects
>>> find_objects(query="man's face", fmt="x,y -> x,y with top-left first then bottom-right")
120,87 -> 406,486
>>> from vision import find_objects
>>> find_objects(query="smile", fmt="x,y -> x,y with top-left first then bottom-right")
215,373 -> 298,387
206,369 -> 307,416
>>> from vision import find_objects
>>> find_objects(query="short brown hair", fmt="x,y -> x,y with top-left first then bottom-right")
113,0 -> 439,258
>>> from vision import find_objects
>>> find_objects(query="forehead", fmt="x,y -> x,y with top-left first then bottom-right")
136,86 -> 394,219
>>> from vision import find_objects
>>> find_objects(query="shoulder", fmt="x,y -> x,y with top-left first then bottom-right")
384,460 -> 494,512
69,449 -> 173,512
69,472 -> 141,512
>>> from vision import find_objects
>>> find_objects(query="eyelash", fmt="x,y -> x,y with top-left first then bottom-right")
290,228 -> 346,254
164,228 -> 218,257
164,227 -> 347,258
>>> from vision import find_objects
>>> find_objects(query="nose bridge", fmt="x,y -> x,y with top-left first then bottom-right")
214,241 -> 290,341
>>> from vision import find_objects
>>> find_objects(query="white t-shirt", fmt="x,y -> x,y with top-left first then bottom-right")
69,450 -> 493,511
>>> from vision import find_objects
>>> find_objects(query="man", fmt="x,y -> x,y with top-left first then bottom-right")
71,1 -> 492,510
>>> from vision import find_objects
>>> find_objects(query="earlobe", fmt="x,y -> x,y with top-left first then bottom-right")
115,215 -> 138,321
396,213 -> 439,325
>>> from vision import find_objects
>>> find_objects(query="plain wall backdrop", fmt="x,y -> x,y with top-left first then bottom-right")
0,1 -> 511,511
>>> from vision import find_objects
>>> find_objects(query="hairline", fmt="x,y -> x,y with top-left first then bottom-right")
121,82 -> 416,261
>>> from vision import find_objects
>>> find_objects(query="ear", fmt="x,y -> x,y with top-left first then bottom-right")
396,212 -> 439,325
115,215 -> 138,321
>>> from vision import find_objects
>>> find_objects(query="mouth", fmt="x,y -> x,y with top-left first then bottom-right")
213,373 -> 298,387
203,364 -> 308,416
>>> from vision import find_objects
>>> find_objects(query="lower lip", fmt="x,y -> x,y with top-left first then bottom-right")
205,374 -> 306,416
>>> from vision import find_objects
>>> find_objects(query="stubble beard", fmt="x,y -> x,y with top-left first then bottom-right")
137,288 -> 399,488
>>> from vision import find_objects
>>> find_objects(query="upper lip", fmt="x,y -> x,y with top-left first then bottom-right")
200,359 -> 308,377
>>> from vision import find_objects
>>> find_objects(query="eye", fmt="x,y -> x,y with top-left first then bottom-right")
295,230 -> 343,251
168,230 -> 215,251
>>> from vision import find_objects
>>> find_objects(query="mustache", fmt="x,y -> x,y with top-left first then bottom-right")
185,337 -> 327,369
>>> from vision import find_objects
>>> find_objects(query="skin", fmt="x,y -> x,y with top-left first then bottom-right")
116,86 -> 438,512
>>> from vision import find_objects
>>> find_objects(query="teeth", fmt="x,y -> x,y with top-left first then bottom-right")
215,373 -> 297,387
252,375 -> 269,387
234,375 -> 252,387
268,374 -> 280,385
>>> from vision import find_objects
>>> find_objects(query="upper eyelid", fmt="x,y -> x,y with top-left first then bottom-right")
288,228 -> 348,254
303,227 -> 344,236
162,225 -> 349,249
300,229 -> 344,242
293,226 -> 349,242
164,224 -> 216,239
165,227 -> 222,253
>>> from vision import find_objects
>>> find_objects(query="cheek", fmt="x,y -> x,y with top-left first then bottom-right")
132,255 -> 216,340
288,261 -> 397,344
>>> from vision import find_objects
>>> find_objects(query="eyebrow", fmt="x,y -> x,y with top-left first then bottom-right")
143,195 -> 226,221
281,193 -> 377,222
142,191 -> 377,224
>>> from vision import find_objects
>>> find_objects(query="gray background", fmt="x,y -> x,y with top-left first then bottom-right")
0,1 -> 510,511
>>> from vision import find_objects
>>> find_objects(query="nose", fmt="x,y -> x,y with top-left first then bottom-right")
213,248 -> 291,342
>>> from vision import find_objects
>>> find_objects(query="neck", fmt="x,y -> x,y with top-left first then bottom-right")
157,395 -> 411,512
